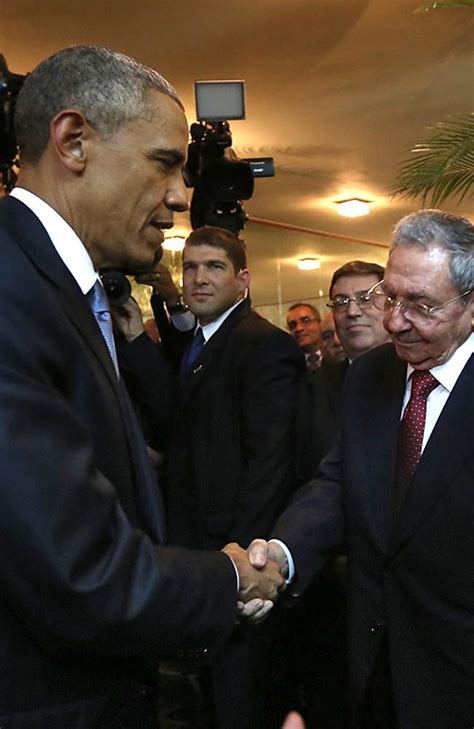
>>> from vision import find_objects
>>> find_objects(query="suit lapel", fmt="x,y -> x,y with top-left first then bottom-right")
388,354 -> 474,557
359,352 -> 406,551
2,196 -> 119,391
2,197 -> 165,539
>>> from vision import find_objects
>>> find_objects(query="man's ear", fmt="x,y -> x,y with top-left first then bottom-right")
238,268 -> 251,293
49,110 -> 90,171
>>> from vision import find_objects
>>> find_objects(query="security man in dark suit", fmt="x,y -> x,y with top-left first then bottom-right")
0,45 -> 282,728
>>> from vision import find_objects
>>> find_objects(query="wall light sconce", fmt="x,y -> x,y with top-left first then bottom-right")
163,235 -> 186,252
297,257 -> 321,271
336,198 -> 371,218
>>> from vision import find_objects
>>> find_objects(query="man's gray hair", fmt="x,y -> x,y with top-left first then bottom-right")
391,209 -> 474,293
15,45 -> 183,164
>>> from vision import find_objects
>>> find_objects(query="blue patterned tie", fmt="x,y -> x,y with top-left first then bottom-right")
180,327 -> 205,375
87,280 -> 120,377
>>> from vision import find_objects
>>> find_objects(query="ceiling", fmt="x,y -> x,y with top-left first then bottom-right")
2,0 -> 473,324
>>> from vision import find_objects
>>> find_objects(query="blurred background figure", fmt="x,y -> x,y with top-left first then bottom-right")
287,303 -> 322,371
319,311 -> 346,365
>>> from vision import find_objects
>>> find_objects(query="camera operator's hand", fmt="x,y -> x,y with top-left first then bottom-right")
111,297 -> 145,343
135,263 -> 181,308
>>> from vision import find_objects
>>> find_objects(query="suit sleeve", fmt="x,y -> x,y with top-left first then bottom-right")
271,435 -> 345,593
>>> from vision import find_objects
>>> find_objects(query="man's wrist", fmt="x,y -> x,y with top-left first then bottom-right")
166,296 -> 189,314
269,539 -> 294,583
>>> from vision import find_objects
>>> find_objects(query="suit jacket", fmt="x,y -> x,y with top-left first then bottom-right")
300,359 -> 349,479
164,298 -> 305,550
0,196 -> 237,726
273,343 -> 474,728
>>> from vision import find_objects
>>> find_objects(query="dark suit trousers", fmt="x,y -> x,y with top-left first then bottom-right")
356,637 -> 398,729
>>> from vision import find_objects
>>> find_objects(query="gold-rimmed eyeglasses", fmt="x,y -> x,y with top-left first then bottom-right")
326,290 -> 374,313
367,280 -> 472,322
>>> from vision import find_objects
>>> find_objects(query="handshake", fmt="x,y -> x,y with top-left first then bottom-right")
222,539 -> 289,623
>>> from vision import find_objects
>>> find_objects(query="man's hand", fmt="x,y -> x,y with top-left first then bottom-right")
111,297 -> 145,342
222,542 -> 285,604
247,538 -> 289,578
135,263 -> 181,307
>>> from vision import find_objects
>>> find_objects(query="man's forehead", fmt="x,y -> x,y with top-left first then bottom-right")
183,244 -> 231,263
385,244 -> 453,296
321,315 -> 335,331
332,274 -> 380,294
288,305 -> 315,318
147,91 -> 188,136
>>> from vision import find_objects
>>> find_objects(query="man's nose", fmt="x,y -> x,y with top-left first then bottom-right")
165,179 -> 189,213
194,266 -> 208,285
346,299 -> 362,316
384,304 -> 410,332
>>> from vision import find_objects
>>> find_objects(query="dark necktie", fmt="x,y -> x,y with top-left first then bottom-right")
87,280 -> 119,377
180,327 -> 205,375
396,369 -> 439,505
307,351 -> 321,372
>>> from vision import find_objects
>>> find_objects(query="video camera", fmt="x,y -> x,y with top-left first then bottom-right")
0,54 -> 26,193
185,80 -> 274,235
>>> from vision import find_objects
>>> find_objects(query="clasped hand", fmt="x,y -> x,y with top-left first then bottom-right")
222,540 -> 288,624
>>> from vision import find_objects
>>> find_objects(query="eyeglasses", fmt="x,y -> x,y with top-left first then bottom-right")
367,280 -> 472,322
327,290 -> 374,313
287,316 -> 319,331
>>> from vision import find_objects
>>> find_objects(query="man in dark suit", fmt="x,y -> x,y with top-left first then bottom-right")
177,227 -> 305,729
303,260 -> 388,477
247,209 -> 474,728
0,45 -> 283,727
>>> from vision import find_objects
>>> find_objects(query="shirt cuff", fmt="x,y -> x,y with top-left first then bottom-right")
170,310 -> 195,332
224,554 -> 240,591
269,539 -> 295,583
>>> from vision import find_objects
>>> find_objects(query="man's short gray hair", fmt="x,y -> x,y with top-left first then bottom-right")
391,209 -> 474,293
15,45 -> 183,164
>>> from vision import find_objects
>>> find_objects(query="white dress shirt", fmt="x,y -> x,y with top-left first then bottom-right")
403,332 -> 474,452
10,187 -> 98,293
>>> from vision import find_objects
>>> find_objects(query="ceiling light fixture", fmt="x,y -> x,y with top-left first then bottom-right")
336,198 -> 371,218
297,257 -> 321,271
163,235 -> 186,252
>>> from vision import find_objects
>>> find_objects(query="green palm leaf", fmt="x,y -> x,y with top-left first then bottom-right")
392,114 -> 474,206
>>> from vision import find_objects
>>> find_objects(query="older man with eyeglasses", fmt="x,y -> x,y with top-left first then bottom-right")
246,210 -> 474,729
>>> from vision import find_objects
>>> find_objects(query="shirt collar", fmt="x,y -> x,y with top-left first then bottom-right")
406,332 -> 474,392
10,187 -> 98,294
198,298 -> 246,342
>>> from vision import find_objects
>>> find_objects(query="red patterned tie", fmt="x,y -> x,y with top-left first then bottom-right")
396,370 -> 439,506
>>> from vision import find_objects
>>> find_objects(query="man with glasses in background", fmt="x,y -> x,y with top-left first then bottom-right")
247,209 -> 474,729
327,260 -> 389,362
295,261 -> 389,728
286,303 -> 322,370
